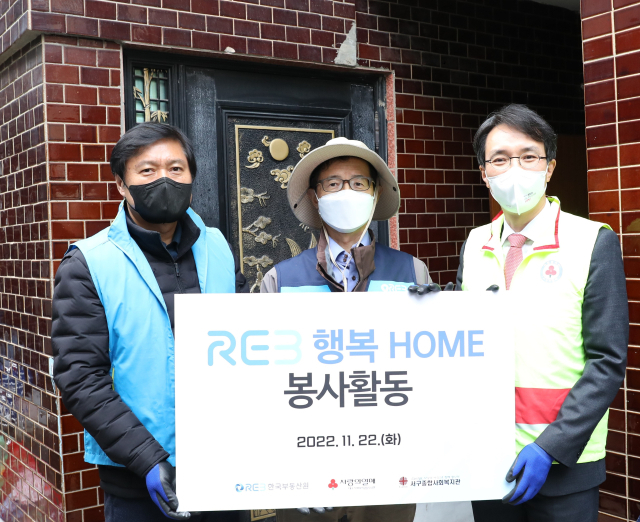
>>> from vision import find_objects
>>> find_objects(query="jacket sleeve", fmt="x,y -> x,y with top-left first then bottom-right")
52,248 -> 170,477
260,267 -> 278,293
535,228 -> 628,467
455,241 -> 466,291
230,241 -> 249,293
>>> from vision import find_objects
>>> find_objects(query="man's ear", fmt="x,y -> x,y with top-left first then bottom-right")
307,188 -> 319,210
480,166 -> 490,189
546,159 -> 556,183
115,175 -> 127,198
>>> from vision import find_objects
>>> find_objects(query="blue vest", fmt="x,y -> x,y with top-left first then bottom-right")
276,243 -> 417,292
71,203 -> 235,468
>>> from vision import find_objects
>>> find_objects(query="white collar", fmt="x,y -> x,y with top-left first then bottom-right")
501,199 -> 552,245
327,229 -> 372,261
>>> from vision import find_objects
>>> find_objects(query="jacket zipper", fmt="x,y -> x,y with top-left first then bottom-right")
174,261 -> 184,293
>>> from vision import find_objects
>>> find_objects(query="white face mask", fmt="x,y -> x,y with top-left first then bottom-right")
317,189 -> 376,234
486,165 -> 548,215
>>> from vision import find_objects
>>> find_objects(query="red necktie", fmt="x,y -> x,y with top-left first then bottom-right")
504,234 -> 527,290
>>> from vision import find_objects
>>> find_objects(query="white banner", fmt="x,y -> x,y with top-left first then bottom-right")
175,291 -> 514,511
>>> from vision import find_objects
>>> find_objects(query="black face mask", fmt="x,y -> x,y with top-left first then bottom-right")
126,177 -> 192,224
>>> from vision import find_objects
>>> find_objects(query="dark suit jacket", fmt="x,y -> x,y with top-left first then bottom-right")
456,227 -> 628,496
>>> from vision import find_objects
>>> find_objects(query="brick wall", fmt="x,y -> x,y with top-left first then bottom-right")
43,34 -> 123,521
0,37 -> 64,522
581,1 -> 640,520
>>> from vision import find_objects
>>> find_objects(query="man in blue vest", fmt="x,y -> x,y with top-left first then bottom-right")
52,123 -> 237,521
262,137 -> 426,522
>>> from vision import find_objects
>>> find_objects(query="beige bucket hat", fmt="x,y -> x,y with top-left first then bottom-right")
287,137 -> 400,230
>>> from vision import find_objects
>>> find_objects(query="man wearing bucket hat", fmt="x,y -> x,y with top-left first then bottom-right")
260,136 -> 430,295
261,137 -> 427,522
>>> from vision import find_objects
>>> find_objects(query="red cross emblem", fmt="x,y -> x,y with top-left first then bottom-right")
399,477 -> 408,486
328,479 -> 338,489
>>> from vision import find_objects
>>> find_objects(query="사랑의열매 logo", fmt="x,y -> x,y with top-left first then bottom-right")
328,479 -> 338,489
540,260 -> 562,283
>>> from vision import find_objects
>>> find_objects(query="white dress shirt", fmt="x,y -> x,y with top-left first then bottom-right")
326,231 -> 372,291
501,199 -> 553,261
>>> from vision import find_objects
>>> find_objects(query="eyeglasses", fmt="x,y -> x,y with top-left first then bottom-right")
484,154 -> 548,173
316,176 -> 375,192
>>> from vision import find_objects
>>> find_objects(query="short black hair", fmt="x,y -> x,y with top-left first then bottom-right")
473,104 -> 557,166
110,122 -> 197,180
309,156 -> 378,190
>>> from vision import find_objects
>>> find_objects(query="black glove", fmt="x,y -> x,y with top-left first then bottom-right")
297,508 -> 334,515
145,461 -> 190,520
408,282 -> 455,294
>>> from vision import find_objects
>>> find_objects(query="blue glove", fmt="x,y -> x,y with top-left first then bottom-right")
146,461 -> 190,520
502,443 -> 553,505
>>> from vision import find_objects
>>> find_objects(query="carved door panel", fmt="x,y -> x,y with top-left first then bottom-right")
180,66 -> 386,293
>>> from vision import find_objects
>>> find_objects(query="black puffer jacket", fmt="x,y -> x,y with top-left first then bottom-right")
52,210 -> 246,497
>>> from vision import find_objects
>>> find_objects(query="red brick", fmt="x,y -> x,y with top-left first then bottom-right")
67,125 -> 98,143
52,221 -> 85,240
98,50 -> 120,68
621,143 -> 640,166
118,4 -> 147,23
235,20 -> 260,37
588,190 -> 620,213
31,12 -> 66,32
83,182 -> 108,200
163,28 -> 192,47
207,16 -> 234,34
148,8 -> 177,26
81,67 -> 110,86
51,183 -> 81,200
47,104 -> 80,123
51,0 -> 83,15
581,0 -> 611,18
69,202 -> 101,220
247,5 -> 272,22
586,124 -> 617,147
84,145 -> 106,162
48,123 -> 65,141
615,3 -> 640,31
99,88 -> 120,106
193,31 -> 220,51
82,106 -> 107,124
179,13 -> 206,31
46,64 -> 79,84
584,58 -> 613,83
49,143 -> 82,162
620,120 -> 640,144
617,51 -> 640,76
622,166 -> 640,188
65,85 -> 97,105
192,0 -> 219,15
274,7 -> 297,25
585,101 -> 616,126
262,23 -> 286,41
221,0 -> 246,19
45,44 -> 63,64
619,97 -> 640,122
359,43 -> 380,60
132,24 -> 162,44
311,29 -> 333,46
583,13 -> 612,39
322,15 -> 344,33
273,41 -> 298,60
583,35 -> 613,61
99,126 -> 122,143
584,80 -> 615,105
67,16 -> 99,37
85,0 -> 116,18
299,44 -> 321,61
220,35 -> 247,53
65,487 -> 98,511
51,202 -> 68,220
68,164 -> 99,181
100,20 -> 131,40
64,47 -> 96,66
334,2 -> 356,18
298,12 -> 321,29
287,26 -> 310,44
248,38 -> 273,56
